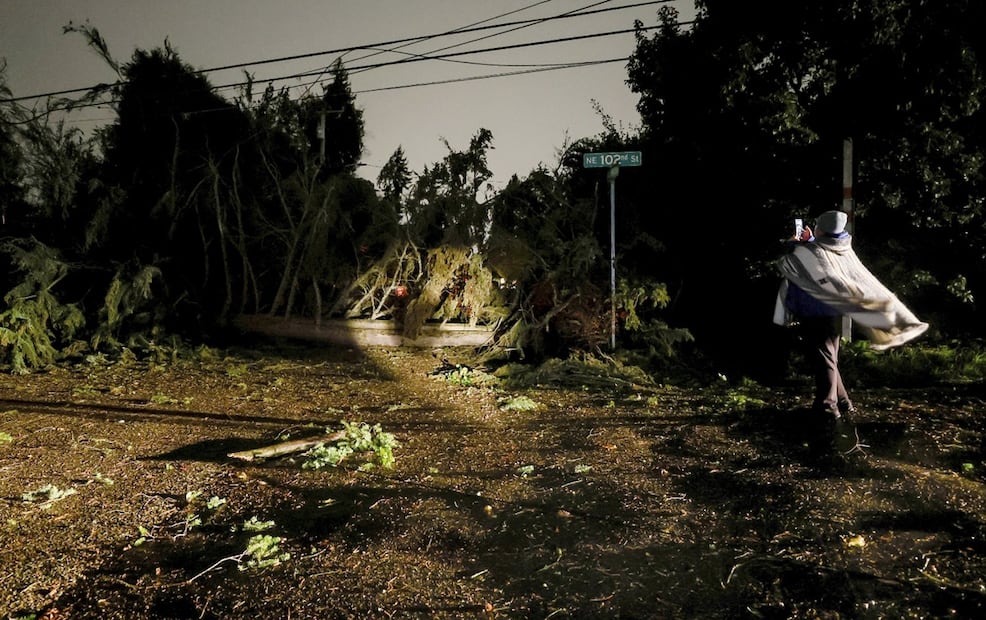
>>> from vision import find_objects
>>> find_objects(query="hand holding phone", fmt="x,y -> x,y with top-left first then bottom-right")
793,218 -> 812,241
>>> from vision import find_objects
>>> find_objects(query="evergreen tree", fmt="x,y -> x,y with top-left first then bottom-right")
297,60 -> 365,177
0,65 -> 26,237
624,0 -> 986,373
90,40 -> 252,333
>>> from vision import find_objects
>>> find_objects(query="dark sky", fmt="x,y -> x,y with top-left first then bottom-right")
0,0 -> 695,187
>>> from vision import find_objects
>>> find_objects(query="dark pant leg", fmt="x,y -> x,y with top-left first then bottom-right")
798,316 -> 850,412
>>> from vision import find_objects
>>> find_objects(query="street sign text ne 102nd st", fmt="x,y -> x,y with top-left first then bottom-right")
583,151 -> 642,168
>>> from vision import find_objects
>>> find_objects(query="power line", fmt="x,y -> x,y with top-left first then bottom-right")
344,0 -> 615,78
1,1 -> 695,133
4,19 -> 684,124
211,24 -> 669,97
295,0 -> 561,99
341,0 -> 560,78
1,0 -> 678,105
11,56 -> 634,128
199,0 -> 670,77
354,58 -> 629,94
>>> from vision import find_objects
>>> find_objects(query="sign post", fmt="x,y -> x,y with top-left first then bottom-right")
842,139 -> 853,341
583,151 -> 642,350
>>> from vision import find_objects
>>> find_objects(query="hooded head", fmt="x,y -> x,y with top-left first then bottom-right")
815,210 -> 848,236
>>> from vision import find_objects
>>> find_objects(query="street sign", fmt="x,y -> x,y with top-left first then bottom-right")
581,150 -> 642,350
582,151 -> 642,168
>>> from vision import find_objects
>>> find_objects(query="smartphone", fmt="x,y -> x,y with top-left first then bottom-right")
794,218 -> 804,239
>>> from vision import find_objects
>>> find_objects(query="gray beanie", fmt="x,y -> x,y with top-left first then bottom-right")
816,210 -> 848,235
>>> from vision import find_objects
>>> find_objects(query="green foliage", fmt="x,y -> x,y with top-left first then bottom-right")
483,163 -> 669,357
0,239 -> 85,373
179,490 -> 224,534
946,276 -> 975,305
615,276 -> 694,361
616,278 -> 670,332
149,393 -> 179,405
134,490 -> 227,546
723,390 -> 769,412
438,363 -> 497,388
302,442 -> 351,470
21,484 -> 77,504
240,534 -> 290,571
91,262 -> 163,351
330,240 -> 425,320
399,245 -> 507,339
495,353 -> 655,390
310,59 -> 365,174
225,362 -> 249,378
8,5 -> 986,367
444,365 -> 474,386
240,516 -> 275,532
621,0 -> 986,365
0,431 -> 12,444
91,472 -> 114,486
498,395 -> 540,411
487,166 -> 599,285
377,147 -> 413,204
187,516 -> 290,581
303,421 -> 398,470
843,340 -> 986,387
0,67 -> 26,222
406,128 -> 495,247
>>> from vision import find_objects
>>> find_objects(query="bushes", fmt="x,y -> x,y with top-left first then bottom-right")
842,340 -> 986,388
0,239 -> 84,373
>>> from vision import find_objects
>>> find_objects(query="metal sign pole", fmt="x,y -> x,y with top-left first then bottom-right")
608,165 -> 619,350
842,138 -> 854,341
581,150 -> 642,352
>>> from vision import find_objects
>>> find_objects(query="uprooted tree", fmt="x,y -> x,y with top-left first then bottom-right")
0,26 -> 687,371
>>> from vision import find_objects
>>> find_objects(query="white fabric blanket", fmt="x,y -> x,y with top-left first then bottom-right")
774,235 -> 928,350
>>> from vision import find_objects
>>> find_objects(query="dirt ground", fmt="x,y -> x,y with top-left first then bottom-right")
0,337 -> 984,619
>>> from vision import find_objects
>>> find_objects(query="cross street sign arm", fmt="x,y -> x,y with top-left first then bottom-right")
582,151 -> 642,168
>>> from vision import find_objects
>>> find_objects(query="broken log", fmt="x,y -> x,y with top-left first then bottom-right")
228,431 -> 346,462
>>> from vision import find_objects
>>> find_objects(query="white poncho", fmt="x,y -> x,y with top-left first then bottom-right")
773,234 -> 928,351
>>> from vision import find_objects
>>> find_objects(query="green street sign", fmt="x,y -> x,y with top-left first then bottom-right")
583,151 -> 642,168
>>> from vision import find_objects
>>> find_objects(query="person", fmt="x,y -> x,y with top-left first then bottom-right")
773,210 -> 928,420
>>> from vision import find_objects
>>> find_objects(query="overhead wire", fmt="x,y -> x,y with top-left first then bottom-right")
3,19 -> 685,126
215,0 -> 680,97
291,0 -> 560,99
343,0 -> 608,77
0,0 -> 694,133
354,57 -> 629,94
342,0 -> 560,75
214,24 -> 669,96
23,55 -> 634,129
1,0 -> 680,105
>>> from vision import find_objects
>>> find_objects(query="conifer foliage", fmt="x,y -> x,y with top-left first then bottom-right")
3,2 -> 986,373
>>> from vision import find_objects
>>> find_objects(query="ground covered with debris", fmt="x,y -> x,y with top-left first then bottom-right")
0,339 -> 984,619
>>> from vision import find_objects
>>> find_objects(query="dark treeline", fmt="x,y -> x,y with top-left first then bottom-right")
0,1 -> 984,381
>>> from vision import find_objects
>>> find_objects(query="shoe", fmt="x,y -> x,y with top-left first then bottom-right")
812,405 -> 842,422
832,419 -> 859,454
838,401 -> 857,420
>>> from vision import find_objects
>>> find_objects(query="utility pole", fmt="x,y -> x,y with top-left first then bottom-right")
318,108 -> 346,167
842,138 -> 854,340
843,139 -> 854,232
